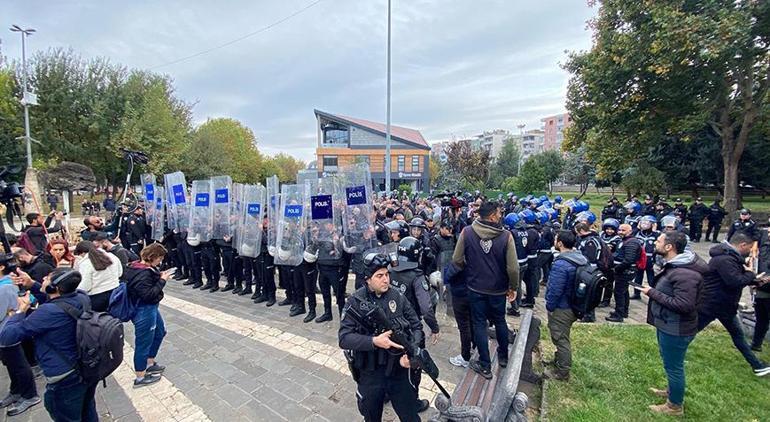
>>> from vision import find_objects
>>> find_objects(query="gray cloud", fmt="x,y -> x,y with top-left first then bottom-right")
3,0 -> 595,162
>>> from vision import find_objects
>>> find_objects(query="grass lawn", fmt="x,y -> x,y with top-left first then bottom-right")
542,324 -> 770,421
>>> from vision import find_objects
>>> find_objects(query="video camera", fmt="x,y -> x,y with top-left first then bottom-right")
0,166 -> 24,203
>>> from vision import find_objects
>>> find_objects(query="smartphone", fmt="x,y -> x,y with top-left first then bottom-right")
627,281 -> 645,289
757,272 -> 766,279
163,267 -> 177,274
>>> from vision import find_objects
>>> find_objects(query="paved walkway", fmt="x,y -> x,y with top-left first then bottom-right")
0,239 -> 744,421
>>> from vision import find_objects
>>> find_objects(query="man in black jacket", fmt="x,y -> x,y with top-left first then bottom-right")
606,224 -> 642,323
705,200 -> 727,243
727,209 -> 760,243
687,198 -> 709,243
639,231 -> 707,416
21,212 -> 63,253
698,233 -> 770,376
12,248 -> 54,284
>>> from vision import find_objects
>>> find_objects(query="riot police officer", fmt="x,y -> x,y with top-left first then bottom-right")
673,199 -> 688,222
601,197 -> 623,221
599,218 -> 622,308
408,218 -> 435,273
339,253 -> 422,422
623,201 -> 641,232
727,208 -> 760,243
126,206 -> 147,256
389,237 -> 439,413
634,215 -> 659,296
504,213 -> 529,317
642,195 -> 657,217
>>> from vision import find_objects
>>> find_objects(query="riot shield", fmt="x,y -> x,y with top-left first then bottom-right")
275,184 -> 306,266
151,186 -> 165,241
238,184 -> 266,258
210,175 -> 232,240
164,171 -> 189,232
141,173 -> 156,231
306,177 -> 343,259
189,180 -> 213,242
230,183 -> 244,246
266,175 -> 280,256
338,163 -> 376,250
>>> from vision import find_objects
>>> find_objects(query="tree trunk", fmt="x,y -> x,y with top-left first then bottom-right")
723,158 -> 740,216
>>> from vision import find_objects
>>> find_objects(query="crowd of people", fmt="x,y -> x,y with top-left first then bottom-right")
0,185 -> 767,421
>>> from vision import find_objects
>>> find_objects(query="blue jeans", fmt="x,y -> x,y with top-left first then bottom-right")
697,312 -> 765,370
44,373 -> 98,422
656,330 -> 694,406
468,291 -> 508,369
132,304 -> 166,372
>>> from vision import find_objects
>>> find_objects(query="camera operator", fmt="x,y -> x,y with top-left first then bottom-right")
20,212 -> 63,254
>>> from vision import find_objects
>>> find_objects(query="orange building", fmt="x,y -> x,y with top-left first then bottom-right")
314,109 -> 431,191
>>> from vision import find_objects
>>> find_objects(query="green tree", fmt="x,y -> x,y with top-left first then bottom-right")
185,118 -> 265,182
489,138 -> 520,188
444,140 -> 490,187
620,162 -> 666,196
0,68 -> 24,178
561,146 -> 595,196
564,0 -> 770,214
269,153 -> 305,184
516,158 -> 548,193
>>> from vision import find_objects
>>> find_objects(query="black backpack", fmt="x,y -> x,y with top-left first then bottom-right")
557,255 -> 608,319
585,236 -> 612,273
51,297 -> 125,386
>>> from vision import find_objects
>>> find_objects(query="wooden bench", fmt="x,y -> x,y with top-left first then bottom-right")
430,309 -> 541,422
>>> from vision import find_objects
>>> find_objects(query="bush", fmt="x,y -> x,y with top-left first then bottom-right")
397,183 -> 412,196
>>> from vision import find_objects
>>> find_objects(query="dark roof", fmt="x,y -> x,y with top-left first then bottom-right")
315,109 -> 429,150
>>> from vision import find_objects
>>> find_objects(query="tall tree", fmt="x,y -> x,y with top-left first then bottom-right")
444,140 -> 490,188
489,138 -> 520,188
185,118 -> 265,183
564,0 -> 770,214
269,153 -> 305,183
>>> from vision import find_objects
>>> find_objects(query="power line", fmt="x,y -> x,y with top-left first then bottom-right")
149,0 -> 325,70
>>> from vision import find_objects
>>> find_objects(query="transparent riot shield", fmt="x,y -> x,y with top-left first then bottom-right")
363,242 -> 399,268
188,180 -> 213,242
151,186 -> 165,241
230,183 -> 244,246
339,163 -> 376,250
306,177 -> 343,260
275,184 -> 306,266
238,184 -> 266,258
210,175 -> 232,240
164,171 -> 189,232
266,175 -> 280,256
141,173 -> 156,230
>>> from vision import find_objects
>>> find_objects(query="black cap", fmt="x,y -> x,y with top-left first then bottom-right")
740,208 -> 751,215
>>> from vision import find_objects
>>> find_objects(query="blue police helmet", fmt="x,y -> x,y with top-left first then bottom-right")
503,212 -> 520,229
602,218 -> 620,231
539,195 -> 548,203
544,207 -> 559,220
535,211 -> 549,225
660,215 -> 678,229
640,215 -> 657,225
520,198 -> 530,207
575,200 -> 590,213
624,201 -> 641,214
518,209 -> 536,224
554,195 -> 563,204
575,211 -> 596,225
541,200 -> 552,209
530,198 -> 542,207
524,194 -> 533,201
563,198 -> 576,211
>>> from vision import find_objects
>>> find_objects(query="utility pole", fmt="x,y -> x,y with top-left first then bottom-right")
10,24 -> 37,168
516,123 -> 526,176
384,0 -> 392,193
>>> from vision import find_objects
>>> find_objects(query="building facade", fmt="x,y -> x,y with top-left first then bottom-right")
541,113 -> 572,151
314,110 -> 430,191
520,129 -> 545,161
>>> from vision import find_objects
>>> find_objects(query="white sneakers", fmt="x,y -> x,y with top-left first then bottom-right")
449,354 -> 469,368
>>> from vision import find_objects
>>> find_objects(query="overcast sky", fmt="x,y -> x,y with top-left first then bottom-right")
2,0 -> 596,162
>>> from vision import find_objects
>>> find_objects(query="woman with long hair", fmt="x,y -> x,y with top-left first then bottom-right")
73,241 -> 121,312
123,243 -> 174,387
46,239 -> 75,269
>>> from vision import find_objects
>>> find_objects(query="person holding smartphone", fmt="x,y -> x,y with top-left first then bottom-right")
122,243 -> 173,387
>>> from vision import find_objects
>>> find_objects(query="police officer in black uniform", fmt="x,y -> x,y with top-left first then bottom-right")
688,197 -> 709,242
339,253 -> 422,422
706,200 -> 727,243
389,237 -> 439,413
727,208 -> 761,243
254,216 -> 277,306
126,206 -> 147,256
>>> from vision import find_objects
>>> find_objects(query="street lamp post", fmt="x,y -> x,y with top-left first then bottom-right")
516,123 -> 526,176
384,0 -> 392,193
10,24 -> 36,168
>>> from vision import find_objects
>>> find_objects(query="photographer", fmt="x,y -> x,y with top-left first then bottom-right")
0,268 -> 98,421
20,212 -> 63,254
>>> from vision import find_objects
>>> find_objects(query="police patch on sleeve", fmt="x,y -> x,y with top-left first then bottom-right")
389,300 -> 397,313
421,276 -> 430,291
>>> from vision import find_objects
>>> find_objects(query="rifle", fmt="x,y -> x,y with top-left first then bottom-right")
369,304 -> 452,399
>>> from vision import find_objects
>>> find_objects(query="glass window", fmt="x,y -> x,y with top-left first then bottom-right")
323,156 -> 338,167
322,122 -> 349,145
397,156 -> 405,172
412,155 -> 419,171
